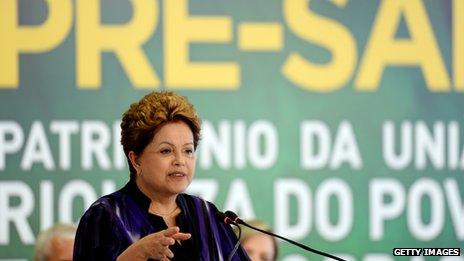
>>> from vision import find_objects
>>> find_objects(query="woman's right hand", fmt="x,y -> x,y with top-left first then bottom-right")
117,226 -> 191,261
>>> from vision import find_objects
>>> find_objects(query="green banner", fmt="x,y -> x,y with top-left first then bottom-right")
0,0 -> 463,260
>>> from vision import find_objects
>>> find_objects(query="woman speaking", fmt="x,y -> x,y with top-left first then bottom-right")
73,92 -> 249,260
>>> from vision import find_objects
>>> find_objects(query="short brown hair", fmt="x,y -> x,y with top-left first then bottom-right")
120,91 -> 201,179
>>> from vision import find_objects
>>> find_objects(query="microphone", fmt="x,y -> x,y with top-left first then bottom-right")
216,210 -> 236,225
225,211 -> 240,223
220,210 -> 347,261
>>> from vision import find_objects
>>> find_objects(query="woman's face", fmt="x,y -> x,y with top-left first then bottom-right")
131,121 -> 196,198
242,234 -> 275,261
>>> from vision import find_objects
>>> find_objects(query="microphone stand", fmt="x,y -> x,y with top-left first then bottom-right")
225,211 -> 346,261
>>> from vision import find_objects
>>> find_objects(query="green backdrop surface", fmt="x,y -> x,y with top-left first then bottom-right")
0,0 -> 463,260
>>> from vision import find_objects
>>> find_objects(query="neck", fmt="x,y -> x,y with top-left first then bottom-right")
134,178 -> 178,213
149,197 -> 178,215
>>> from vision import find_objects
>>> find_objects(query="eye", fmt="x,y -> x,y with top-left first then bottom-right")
160,148 -> 172,155
184,148 -> 194,156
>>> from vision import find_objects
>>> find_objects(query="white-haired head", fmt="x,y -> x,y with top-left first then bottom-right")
35,223 -> 76,261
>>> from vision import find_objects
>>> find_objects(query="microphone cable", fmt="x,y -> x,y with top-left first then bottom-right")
216,210 -> 244,261
227,222 -> 242,261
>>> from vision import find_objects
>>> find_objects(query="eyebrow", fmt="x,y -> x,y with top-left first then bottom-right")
157,141 -> 194,147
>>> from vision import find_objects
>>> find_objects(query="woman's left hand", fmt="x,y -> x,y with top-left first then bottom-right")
116,226 -> 191,261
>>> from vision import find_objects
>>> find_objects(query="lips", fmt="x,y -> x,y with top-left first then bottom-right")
168,171 -> 187,177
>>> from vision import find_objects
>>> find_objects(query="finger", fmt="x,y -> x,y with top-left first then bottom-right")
150,249 -> 165,260
158,255 -> 169,261
172,232 -> 191,241
164,248 -> 174,259
163,226 -> 180,237
160,237 -> 175,246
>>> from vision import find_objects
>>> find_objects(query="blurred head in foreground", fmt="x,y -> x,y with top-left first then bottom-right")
234,219 -> 278,261
35,223 -> 76,261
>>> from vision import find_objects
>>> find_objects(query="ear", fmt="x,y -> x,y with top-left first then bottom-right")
128,151 -> 141,173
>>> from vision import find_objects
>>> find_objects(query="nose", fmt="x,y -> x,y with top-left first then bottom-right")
173,151 -> 185,166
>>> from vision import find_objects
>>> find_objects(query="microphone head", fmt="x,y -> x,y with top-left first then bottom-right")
224,210 -> 238,219
216,210 -> 235,224
225,210 -> 242,223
